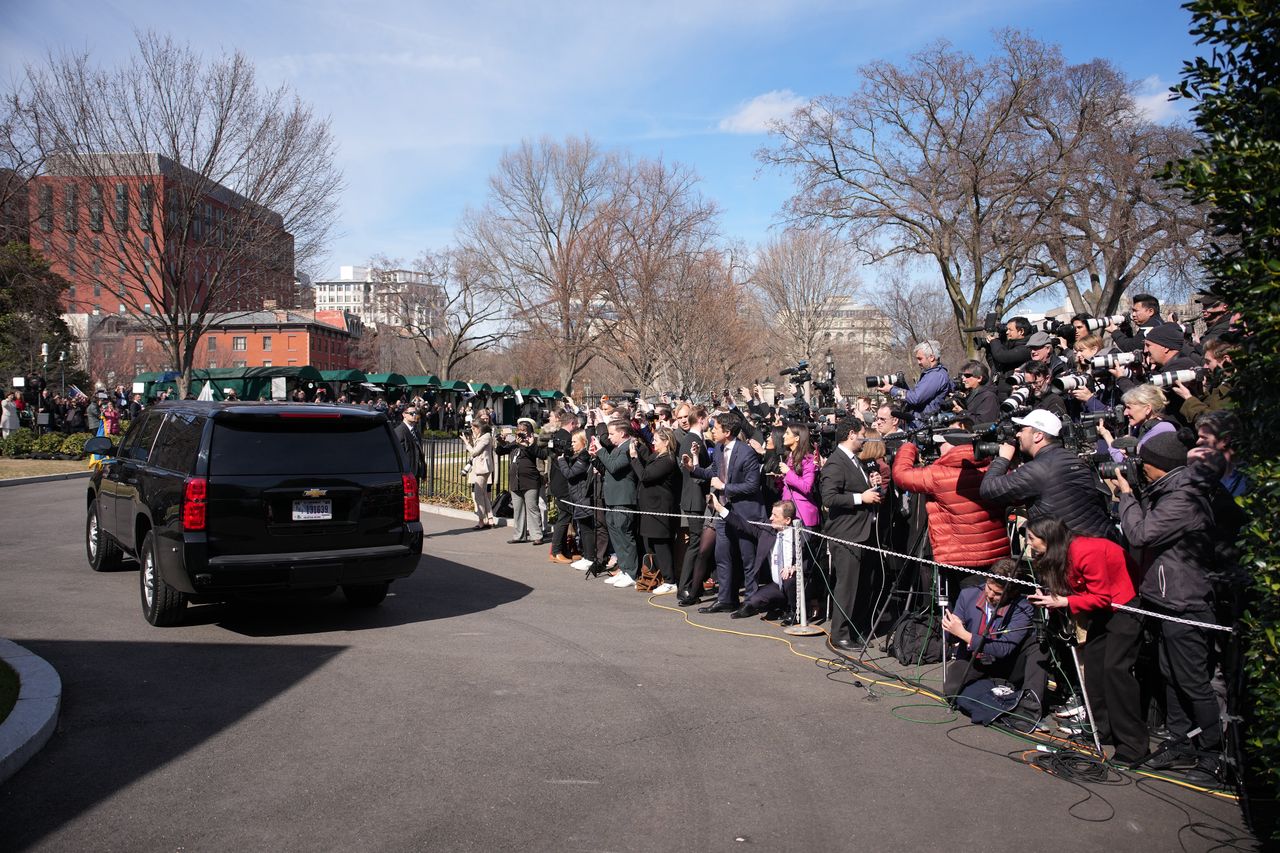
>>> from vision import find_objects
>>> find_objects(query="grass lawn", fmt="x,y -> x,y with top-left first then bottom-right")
0,459 -> 88,480
0,660 -> 17,727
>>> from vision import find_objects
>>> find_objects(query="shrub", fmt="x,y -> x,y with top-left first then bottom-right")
61,433 -> 95,457
2,430 -> 35,456
35,432 -> 67,454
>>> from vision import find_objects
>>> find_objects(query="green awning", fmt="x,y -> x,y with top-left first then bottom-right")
365,372 -> 407,386
438,380 -> 471,391
403,375 -> 441,388
319,369 -> 367,382
535,389 -> 564,400
489,384 -> 514,395
467,382 -> 491,393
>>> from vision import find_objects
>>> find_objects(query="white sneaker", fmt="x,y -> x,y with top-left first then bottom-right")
1053,702 -> 1086,720
612,574 -> 636,588
571,558 -> 593,571
602,573 -> 621,584
652,583 -> 677,595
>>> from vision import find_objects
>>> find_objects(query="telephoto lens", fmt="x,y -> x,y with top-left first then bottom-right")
1090,352 -> 1137,371
1097,457 -> 1140,481
1053,374 -> 1092,392
1000,387 -> 1032,413
864,373 -> 906,390
1149,368 -> 1202,388
1083,314 -> 1127,332
1007,372 -> 1030,386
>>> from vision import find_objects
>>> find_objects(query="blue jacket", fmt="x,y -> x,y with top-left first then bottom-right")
947,585 -> 1034,665
892,364 -> 953,426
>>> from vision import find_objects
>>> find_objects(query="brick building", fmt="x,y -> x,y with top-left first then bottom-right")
28,153 -> 295,317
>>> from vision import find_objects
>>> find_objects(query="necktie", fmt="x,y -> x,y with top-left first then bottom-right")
720,443 -> 730,483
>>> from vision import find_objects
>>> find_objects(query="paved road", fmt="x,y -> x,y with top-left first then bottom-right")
0,480 -> 1252,852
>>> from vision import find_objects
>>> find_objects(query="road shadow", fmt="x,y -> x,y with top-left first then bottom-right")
193,555 -> 533,638
0,639 -> 343,851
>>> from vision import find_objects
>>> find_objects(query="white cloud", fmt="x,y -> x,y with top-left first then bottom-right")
1133,75 -> 1181,124
718,89 -> 808,134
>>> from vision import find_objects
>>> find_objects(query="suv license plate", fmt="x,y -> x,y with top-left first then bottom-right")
292,499 -> 333,521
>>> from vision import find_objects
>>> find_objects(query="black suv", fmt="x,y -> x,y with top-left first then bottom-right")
84,401 -> 424,625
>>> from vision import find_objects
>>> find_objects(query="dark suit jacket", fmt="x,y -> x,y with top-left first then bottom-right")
631,448 -> 681,538
677,429 -> 712,513
394,421 -> 424,479
692,439 -> 765,521
820,447 -> 874,542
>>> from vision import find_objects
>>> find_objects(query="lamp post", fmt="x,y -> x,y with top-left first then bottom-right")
59,351 -> 66,395
37,342 -> 48,437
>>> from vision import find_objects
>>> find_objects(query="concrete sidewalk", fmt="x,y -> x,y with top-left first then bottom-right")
0,639 -> 61,784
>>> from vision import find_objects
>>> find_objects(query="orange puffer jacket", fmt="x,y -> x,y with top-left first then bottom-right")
891,442 -> 1010,568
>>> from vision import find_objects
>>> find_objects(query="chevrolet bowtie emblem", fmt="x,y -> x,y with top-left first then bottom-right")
302,489 -> 328,498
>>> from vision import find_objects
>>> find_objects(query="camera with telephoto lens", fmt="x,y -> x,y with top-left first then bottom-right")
1149,368 -> 1204,388
1090,352 -> 1137,372
1006,372 -> 1030,386
866,372 -> 908,390
968,420 -> 1020,461
1082,314 -> 1127,332
1053,373 -> 1092,393
1000,386 -> 1032,413
780,360 -> 812,385
1097,456 -> 1141,482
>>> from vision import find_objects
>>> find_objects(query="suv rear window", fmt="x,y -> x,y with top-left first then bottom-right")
208,417 -> 400,476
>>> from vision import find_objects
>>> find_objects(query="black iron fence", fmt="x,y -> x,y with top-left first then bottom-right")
421,437 -> 509,500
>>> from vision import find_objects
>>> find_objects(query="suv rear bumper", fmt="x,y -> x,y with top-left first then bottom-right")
176,532 -> 423,593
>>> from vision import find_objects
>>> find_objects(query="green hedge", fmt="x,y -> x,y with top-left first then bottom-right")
0,431 -> 95,458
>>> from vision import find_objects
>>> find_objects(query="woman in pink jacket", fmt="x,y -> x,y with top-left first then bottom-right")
778,424 -> 821,528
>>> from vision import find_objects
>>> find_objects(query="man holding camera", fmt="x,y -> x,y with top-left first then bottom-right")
675,404 -> 713,606
953,361 -> 1000,425
820,415 -> 884,649
878,341 -> 953,429
1141,323 -> 1203,425
982,317 -> 1034,378
979,409 -> 1114,539
1109,293 -> 1166,353
1021,362 -> 1068,420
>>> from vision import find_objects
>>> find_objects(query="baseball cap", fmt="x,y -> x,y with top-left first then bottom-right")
1011,409 -> 1062,437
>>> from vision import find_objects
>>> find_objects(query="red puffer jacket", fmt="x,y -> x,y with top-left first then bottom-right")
891,442 -> 1010,568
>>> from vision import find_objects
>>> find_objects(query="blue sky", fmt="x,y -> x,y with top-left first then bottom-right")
4,1 -> 1199,282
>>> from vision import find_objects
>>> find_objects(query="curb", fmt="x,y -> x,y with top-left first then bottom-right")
0,639 -> 61,785
0,471 -> 92,488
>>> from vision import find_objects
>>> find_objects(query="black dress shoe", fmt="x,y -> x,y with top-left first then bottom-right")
698,602 -> 737,614
529,538 -> 546,546
832,638 -> 857,651
676,596 -> 700,607
730,606 -> 757,619
779,614 -> 798,627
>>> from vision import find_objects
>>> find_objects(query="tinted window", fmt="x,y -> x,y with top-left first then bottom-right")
151,413 -> 206,474
118,412 -> 163,463
209,418 -> 399,476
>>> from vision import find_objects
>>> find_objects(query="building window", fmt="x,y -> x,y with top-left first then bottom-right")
93,256 -> 102,275
68,258 -> 77,276
139,184 -> 153,231
64,185 -> 78,231
232,337 -> 247,351
232,360 -> 247,368
89,184 -> 104,231
118,280 -> 126,297
262,360 -> 272,367
93,281 -> 101,296
38,185 -> 53,232
287,335 -> 297,351
114,183 -> 128,231
68,285 -> 76,298
143,303 -> 151,314
207,337 -> 217,351
135,338 -> 144,352
208,360 -> 217,369
134,364 -> 143,377
262,335 -> 272,351
119,259 -> 126,275
142,235 -> 151,253
288,359 -> 297,365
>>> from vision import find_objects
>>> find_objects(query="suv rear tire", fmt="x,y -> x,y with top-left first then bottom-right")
342,582 -> 390,607
139,530 -> 187,626
86,498 -> 123,572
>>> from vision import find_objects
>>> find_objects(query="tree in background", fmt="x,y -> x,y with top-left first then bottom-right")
1166,0 -> 1280,839
11,32 -> 341,396
751,229 -> 861,366
0,241 -> 79,386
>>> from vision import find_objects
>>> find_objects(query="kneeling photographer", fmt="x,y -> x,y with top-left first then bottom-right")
1114,433 -> 1223,780
979,410 -> 1114,539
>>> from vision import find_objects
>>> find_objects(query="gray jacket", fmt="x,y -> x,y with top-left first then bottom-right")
1119,465 -> 1215,613
595,439 -> 638,506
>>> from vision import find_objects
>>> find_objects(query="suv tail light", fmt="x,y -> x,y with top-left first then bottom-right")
183,477 -> 208,531
402,475 -> 419,522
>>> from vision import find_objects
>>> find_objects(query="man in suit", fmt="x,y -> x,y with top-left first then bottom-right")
592,419 -> 640,587
683,410 -> 765,613
674,404 -> 712,606
820,415 -> 884,650
394,406 -> 426,481
710,493 -> 805,623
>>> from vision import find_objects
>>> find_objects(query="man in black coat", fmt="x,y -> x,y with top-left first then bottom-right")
544,411 -> 580,562
982,317 -> 1033,379
1109,293 -> 1165,353
394,406 -> 425,481
1142,323 -> 1204,425
674,403 -> 712,605
820,415 -> 884,649
953,360 -> 1000,426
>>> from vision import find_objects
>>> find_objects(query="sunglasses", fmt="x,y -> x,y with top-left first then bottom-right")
961,372 -> 978,379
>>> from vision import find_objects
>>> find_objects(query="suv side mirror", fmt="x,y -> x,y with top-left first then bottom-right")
84,436 -> 116,456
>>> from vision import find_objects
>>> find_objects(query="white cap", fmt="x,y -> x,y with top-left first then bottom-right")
1011,409 -> 1062,437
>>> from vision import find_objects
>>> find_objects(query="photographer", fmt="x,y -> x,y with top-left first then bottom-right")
1020,362 -> 1068,421
544,412 -> 582,563
553,430 -> 599,571
1065,334 -> 1123,416
941,559 -> 1043,707
982,317 -> 1034,377
891,430 -> 1010,585
1024,517 -> 1147,764
591,419 -> 641,588
495,419 -> 545,544
1168,338 -> 1235,424
1109,293 -> 1166,353
979,410 -> 1114,539
878,340 -> 953,429
675,404 -> 713,606
1114,432 -> 1223,779
1140,323 -> 1204,425
1026,331 -> 1069,377
952,360 -> 1000,425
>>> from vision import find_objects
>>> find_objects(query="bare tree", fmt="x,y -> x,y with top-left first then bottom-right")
751,228 -> 861,364
761,32 -> 1102,349
866,267 -> 966,374
369,249 -> 507,381
594,156 -> 720,393
1026,61 -> 1208,314
15,32 -> 341,395
461,135 -> 616,395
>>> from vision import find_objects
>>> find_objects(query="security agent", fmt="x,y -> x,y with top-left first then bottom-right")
978,409 -> 1114,539
877,340 -> 954,428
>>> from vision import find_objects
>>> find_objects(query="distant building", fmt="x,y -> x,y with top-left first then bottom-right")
312,265 -> 444,332
817,296 -> 893,362
28,152 -> 295,317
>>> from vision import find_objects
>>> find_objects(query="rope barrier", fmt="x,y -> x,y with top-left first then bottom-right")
555,499 -> 1234,634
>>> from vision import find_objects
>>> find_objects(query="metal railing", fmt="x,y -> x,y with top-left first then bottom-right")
421,437 -> 509,500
